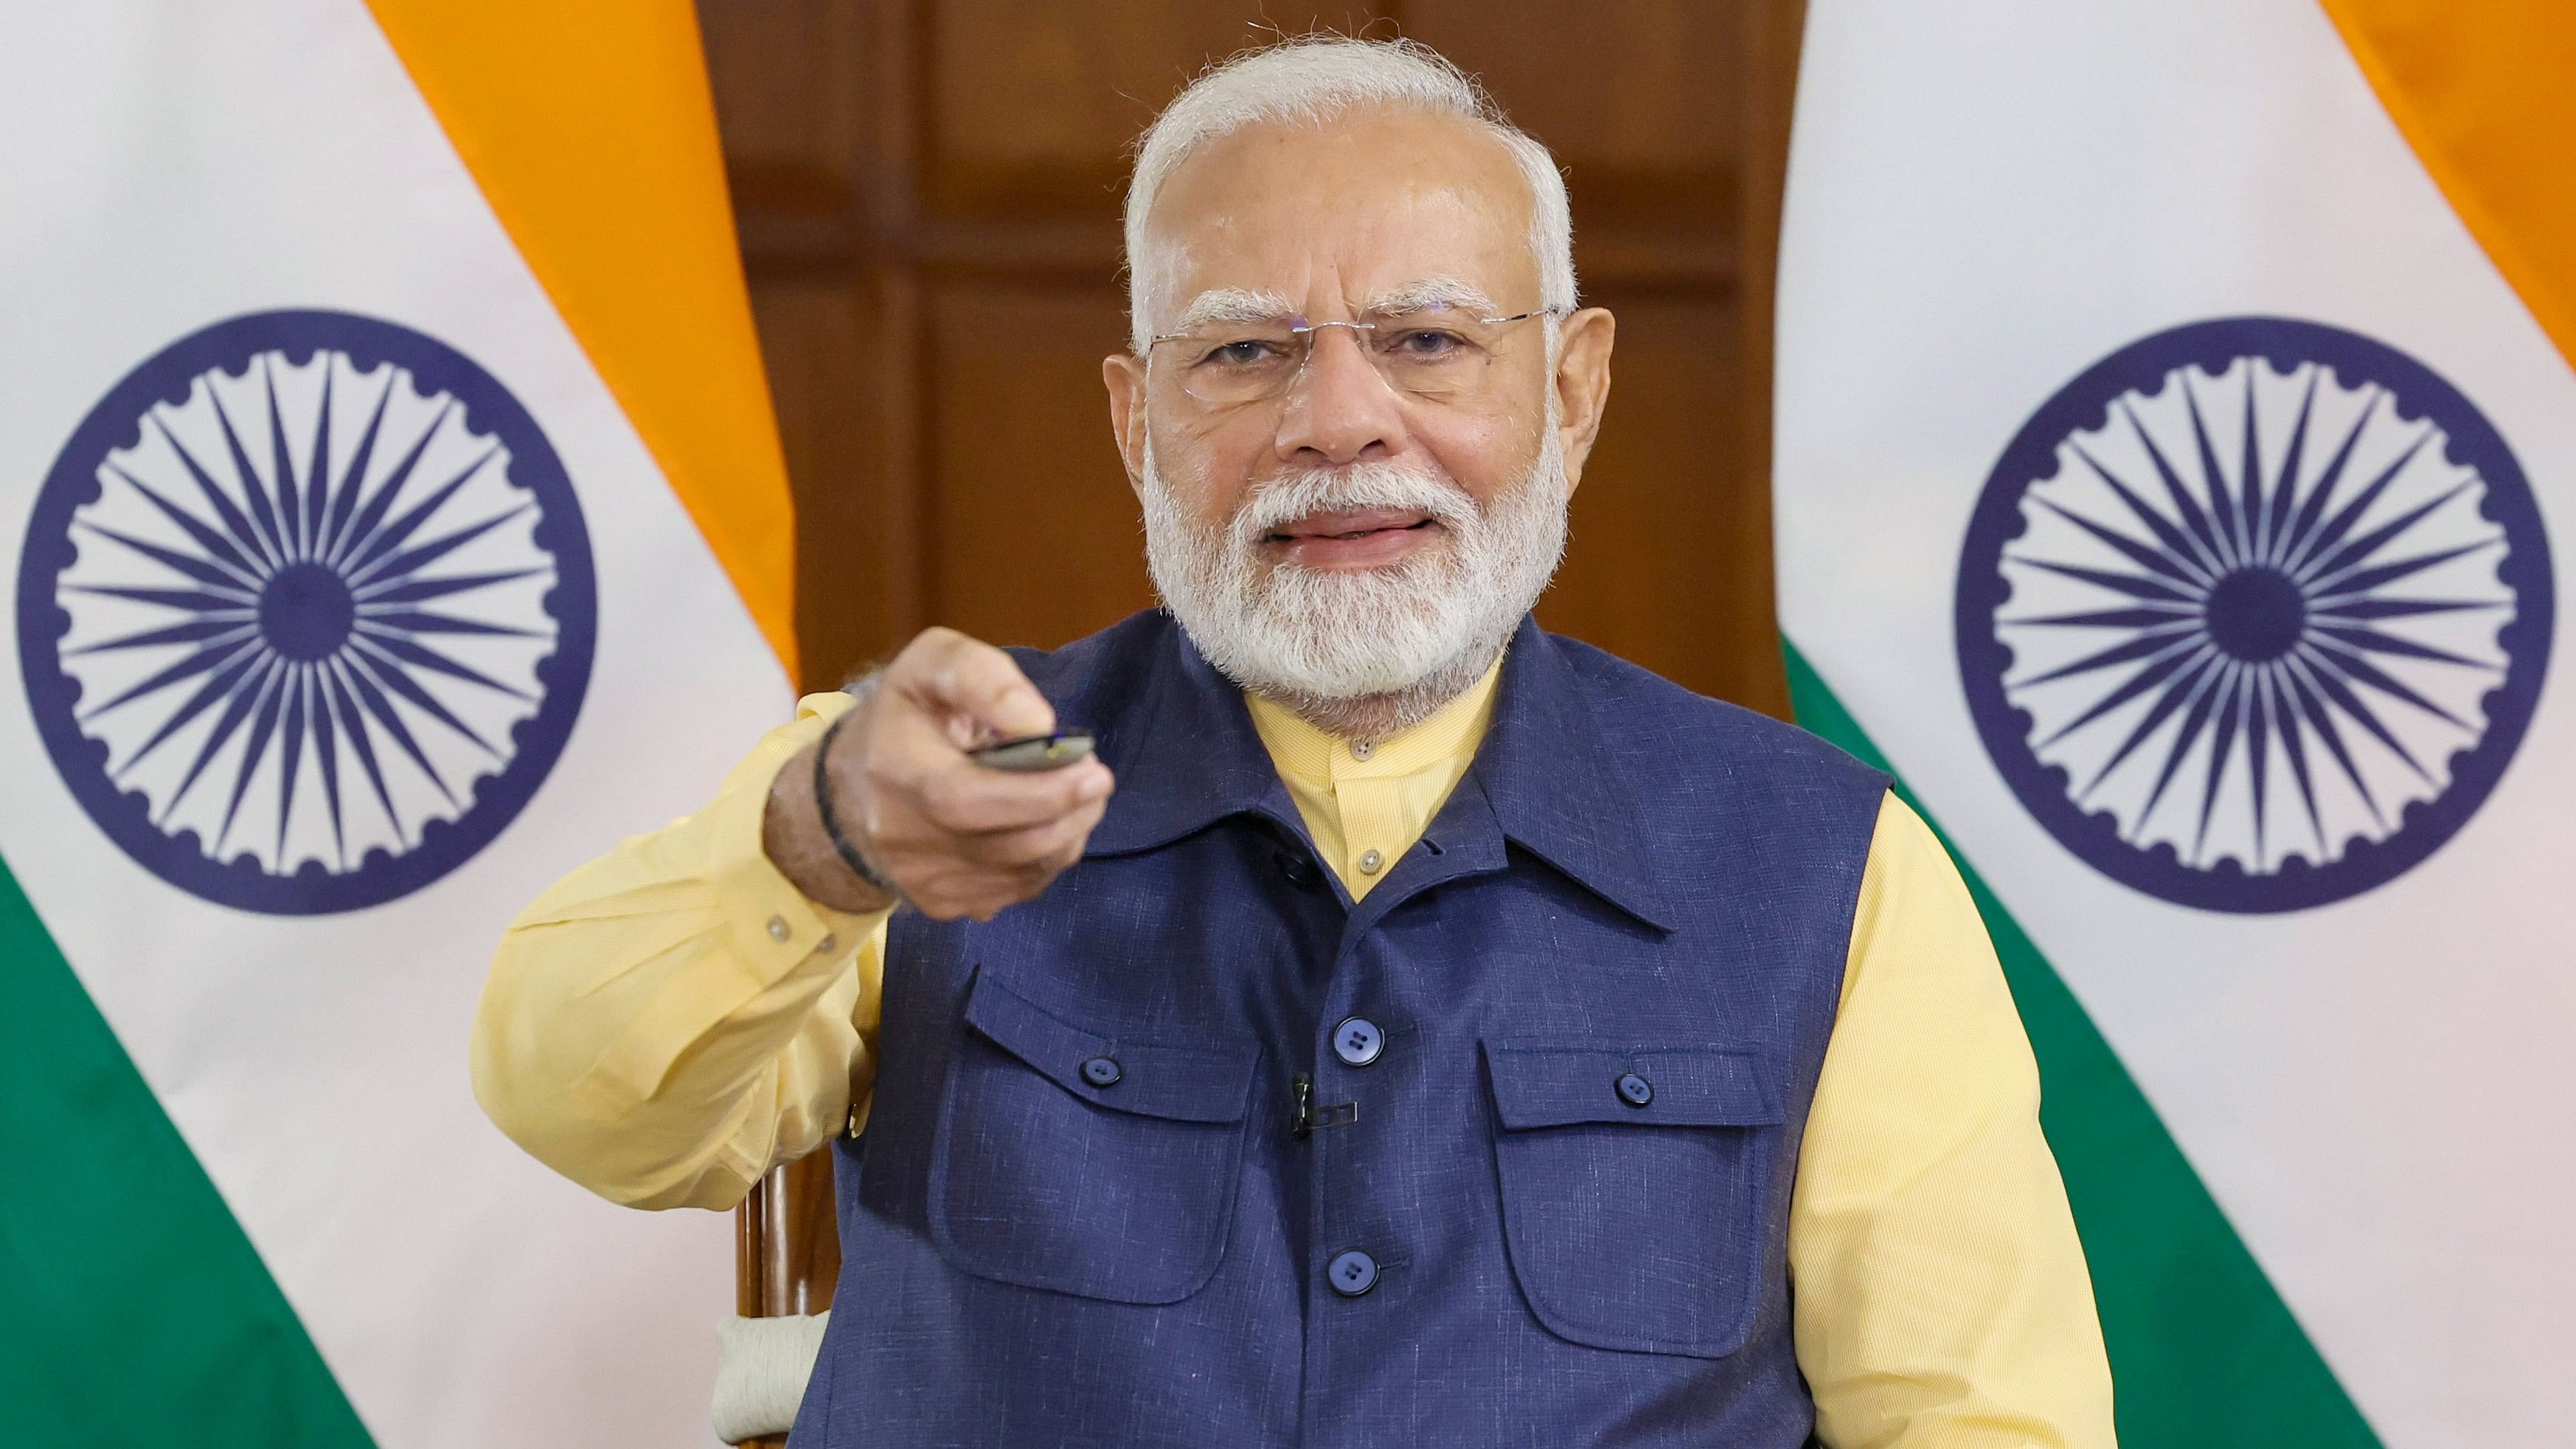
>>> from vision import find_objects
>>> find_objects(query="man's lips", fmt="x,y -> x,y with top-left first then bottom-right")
1263,507 -> 1435,542
1260,507 -> 1442,569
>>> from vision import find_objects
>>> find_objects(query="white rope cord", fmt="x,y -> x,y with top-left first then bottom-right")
710,1311 -> 830,1445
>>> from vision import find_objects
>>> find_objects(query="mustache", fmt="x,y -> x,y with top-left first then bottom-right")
1229,464 -> 1481,552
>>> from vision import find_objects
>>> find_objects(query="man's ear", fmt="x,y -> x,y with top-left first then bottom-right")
1550,306 -> 1616,495
1103,352 -> 1149,497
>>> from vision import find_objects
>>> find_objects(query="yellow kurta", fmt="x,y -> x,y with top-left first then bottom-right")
473,673 -> 2115,1448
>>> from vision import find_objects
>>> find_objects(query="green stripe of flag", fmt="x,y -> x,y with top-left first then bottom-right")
0,852 -> 372,1445
1783,640 -> 2378,1448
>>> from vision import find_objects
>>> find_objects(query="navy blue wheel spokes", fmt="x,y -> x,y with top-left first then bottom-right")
19,310 -> 595,914
1959,318 -> 2551,914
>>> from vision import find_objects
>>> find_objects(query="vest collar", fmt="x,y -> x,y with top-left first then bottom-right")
1080,620 -> 1290,858
1083,615 -> 1676,933
1468,618 -> 1676,931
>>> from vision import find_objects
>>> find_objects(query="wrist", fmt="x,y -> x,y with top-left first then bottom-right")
761,701 -> 898,914
812,709 -> 898,901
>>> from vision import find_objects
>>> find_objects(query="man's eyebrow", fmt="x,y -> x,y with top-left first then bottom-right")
1164,288 -> 1297,336
1361,277 -> 1502,317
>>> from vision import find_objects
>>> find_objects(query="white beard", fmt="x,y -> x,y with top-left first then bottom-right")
1139,429 -> 1572,729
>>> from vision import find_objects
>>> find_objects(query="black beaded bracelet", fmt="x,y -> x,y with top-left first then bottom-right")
812,709 -> 895,897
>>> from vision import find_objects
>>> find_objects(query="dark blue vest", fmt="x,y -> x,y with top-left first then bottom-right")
794,612 -> 1888,1447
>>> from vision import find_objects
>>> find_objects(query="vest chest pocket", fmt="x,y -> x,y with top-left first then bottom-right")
928,970 -> 1259,1304
1483,1040 -> 1787,1359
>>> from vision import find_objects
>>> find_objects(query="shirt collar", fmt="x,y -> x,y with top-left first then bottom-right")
1084,616 -> 1676,931
1241,655 -> 1502,788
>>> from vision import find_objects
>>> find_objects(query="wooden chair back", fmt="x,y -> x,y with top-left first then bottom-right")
732,1152 -> 840,1448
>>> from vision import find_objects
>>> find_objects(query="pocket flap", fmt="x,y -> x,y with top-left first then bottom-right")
963,971 -> 1256,1125
1485,1041 -> 1782,1130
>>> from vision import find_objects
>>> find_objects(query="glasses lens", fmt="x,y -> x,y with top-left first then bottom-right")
1160,328 -> 1302,404
1367,315 -> 1505,403
1153,309 -> 1544,406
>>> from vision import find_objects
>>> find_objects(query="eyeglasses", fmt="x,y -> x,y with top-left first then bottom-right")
1146,305 -> 1561,408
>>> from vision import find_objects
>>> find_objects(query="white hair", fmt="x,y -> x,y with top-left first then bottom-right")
1123,36 -> 1577,353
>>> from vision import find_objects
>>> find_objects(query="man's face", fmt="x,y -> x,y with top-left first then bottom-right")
1104,108 -> 1615,709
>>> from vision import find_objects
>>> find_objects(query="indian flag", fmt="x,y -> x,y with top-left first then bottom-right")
0,2 -> 793,1443
1777,3 -> 2570,1445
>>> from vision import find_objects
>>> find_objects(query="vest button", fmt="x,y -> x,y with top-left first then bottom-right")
1333,1016 -> 1385,1067
1616,1071 -> 1654,1108
1327,1248 -> 1379,1297
1082,1056 -> 1122,1087
1273,849 -> 1324,892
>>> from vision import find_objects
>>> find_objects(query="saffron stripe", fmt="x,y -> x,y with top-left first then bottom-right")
361,0 -> 799,679
2319,1 -> 2576,381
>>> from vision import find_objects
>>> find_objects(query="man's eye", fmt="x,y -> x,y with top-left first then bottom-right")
1201,339 -> 1285,368
1386,328 -> 1470,358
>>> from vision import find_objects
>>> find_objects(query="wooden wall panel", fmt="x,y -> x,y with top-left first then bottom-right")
1403,0 -> 1741,221
1541,291 -> 1767,697
923,4 -> 1372,216
698,0 -> 868,188
924,282 -> 1153,645
749,282 -> 898,689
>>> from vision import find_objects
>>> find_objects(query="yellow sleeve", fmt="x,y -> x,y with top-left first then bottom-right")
471,692 -> 890,1212
1790,794 -> 2117,1448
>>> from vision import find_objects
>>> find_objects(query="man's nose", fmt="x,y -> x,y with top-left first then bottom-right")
1272,324 -> 1405,465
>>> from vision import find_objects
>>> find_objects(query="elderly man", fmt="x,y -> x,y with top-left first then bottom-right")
474,36 -> 2116,1448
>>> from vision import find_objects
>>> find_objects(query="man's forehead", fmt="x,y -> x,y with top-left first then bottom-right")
1141,108 -> 1538,326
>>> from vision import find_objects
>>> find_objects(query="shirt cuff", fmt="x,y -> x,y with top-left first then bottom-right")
569,692 -> 883,1117
702,692 -> 880,974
